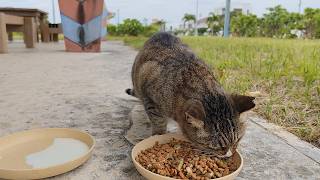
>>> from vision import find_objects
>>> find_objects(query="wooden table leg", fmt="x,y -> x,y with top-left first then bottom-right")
0,13 -> 8,53
40,21 -> 50,42
24,17 -> 36,48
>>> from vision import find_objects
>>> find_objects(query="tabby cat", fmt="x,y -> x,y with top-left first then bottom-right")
126,32 -> 255,157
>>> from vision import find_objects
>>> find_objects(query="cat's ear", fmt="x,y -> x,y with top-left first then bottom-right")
231,94 -> 255,113
184,99 -> 205,128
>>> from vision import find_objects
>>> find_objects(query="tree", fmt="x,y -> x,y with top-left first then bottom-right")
143,25 -> 159,37
207,13 -> 222,35
118,19 -> 144,36
303,8 -> 320,38
182,13 -> 196,30
285,12 -> 304,38
153,19 -> 166,31
107,24 -> 118,36
231,13 -> 259,37
260,5 -> 290,38
287,12 -> 304,30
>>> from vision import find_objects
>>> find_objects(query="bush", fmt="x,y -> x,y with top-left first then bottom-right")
107,19 -> 161,37
198,28 -> 209,35
143,25 -> 160,37
107,24 -> 118,36
118,19 -> 144,36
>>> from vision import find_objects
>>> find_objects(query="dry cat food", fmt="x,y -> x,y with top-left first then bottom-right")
135,138 -> 237,179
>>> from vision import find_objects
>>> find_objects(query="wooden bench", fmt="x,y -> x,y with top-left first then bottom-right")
0,8 -> 48,43
0,12 -> 36,53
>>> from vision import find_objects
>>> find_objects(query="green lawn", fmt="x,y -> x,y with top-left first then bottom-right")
107,35 -> 320,147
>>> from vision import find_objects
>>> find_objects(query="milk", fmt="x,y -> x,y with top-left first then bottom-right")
26,138 -> 89,168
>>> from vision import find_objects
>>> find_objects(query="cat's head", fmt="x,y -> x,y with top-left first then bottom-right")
181,94 -> 255,158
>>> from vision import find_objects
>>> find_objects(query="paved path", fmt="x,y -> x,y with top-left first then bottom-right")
0,41 -> 319,180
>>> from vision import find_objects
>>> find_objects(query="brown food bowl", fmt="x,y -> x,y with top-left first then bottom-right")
132,133 -> 243,180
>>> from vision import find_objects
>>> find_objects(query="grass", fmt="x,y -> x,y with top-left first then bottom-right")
12,32 -> 23,40
10,33 -> 65,41
107,36 -> 147,49
107,35 -> 320,147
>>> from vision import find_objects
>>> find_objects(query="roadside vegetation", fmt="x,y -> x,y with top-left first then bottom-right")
107,19 -> 163,37
108,6 -> 320,39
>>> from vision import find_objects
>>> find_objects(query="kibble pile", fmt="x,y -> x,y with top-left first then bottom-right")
135,138 -> 237,179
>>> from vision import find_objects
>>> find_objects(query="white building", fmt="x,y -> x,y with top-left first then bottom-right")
196,17 -> 208,29
214,2 -> 252,15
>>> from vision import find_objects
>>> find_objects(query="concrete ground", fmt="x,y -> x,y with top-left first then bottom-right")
0,41 -> 319,180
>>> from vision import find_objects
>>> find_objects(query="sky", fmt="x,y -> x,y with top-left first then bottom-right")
0,0 -> 319,28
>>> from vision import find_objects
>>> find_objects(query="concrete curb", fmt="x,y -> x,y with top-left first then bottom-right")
249,116 -> 320,164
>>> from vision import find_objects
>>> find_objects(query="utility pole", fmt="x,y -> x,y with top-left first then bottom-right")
117,9 -> 120,25
143,18 -> 148,26
52,0 -> 56,24
298,0 -> 302,14
195,0 -> 199,36
223,0 -> 231,37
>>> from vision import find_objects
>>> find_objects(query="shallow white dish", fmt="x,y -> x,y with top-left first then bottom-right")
0,128 -> 95,179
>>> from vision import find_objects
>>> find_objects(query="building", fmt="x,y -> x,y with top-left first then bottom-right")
196,17 -> 208,29
214,2 -> 251,15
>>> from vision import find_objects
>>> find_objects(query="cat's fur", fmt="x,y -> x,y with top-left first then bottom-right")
126,32 -> 255,157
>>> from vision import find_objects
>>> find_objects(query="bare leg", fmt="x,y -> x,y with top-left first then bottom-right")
143,98 -> 167,135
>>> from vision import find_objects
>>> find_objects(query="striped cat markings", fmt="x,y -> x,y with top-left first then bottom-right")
126,33 -> 255,158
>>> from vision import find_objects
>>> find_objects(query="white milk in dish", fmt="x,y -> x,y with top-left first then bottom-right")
25,138 -> 89,168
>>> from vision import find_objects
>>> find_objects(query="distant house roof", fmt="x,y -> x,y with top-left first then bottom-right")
197,17 -> 208,28
197,17 -> 208,24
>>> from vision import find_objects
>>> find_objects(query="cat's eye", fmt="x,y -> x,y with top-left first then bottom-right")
209,144 -> 220,150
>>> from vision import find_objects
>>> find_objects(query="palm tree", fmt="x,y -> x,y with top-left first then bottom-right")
154,19 -> 166,26
207,12 -> 221,35
182,13 -> 196,30
153,19 -> 166,31
157,20 -> 166,32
